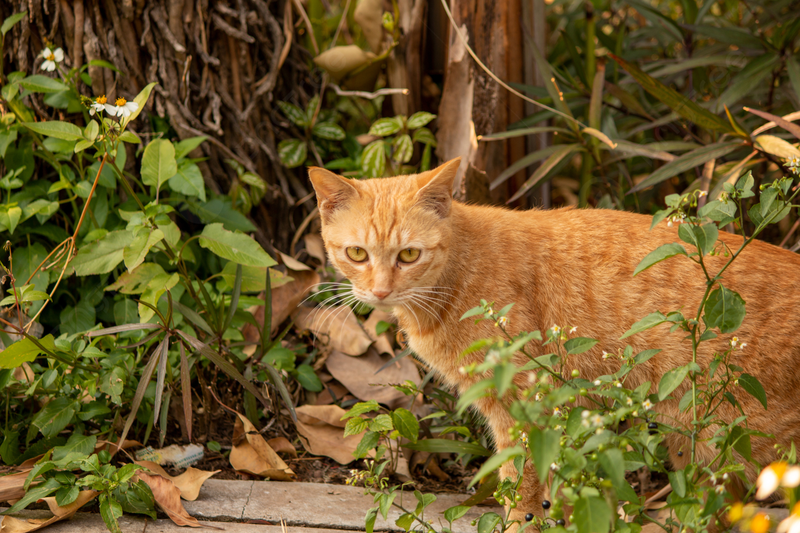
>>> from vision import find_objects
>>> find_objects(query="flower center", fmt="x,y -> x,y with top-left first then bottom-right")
46,53 -> 55,61
115,97 -> 127,106
96,95 -> 107,104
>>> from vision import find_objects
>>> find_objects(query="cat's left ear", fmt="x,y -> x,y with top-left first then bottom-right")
308,167 -> 360,221
414,158 -> 460,217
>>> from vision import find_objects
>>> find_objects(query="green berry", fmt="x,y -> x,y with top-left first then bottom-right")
571,369 -> 580,378
515,494 -> 523,502
568,396 -> 576,403
579,388 -> 588,396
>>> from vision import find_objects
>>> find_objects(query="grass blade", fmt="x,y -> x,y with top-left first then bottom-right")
630,141 -> 741,193
152,335 -> 171,430
179,341 -> 192,442
117,337 -> 165,451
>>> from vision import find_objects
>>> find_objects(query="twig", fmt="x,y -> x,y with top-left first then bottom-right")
211,13 -> 255,43
290,0 -> 319,54
150,5 -> 187,53
329,84 -> 409,100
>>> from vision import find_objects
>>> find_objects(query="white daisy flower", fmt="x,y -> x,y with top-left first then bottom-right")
551,325 -> 561,335
699,190 -> 708,197
755,463 -> 800,500
626,397 -> 633,406
106,97 -> 139,118
593,379 -> 601,386
40,47 -> 64,72
496,316 -> 508,327
740,343 -> 747,350
569,326 -> 577,334
730,336 -> 739,348
642,399 -> 653,410
90,95 -> 107,116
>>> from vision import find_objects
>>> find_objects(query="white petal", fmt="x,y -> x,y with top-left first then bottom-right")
89,108 -> 96,116
789,518 -> 800,533
784,467 -> 800,488
119,106 -> 133,118
105,104 -> 119,115
53,48 -> 64,62
41,60 -> 55,72
756,468 -> 780,500
41,47 -> 52,58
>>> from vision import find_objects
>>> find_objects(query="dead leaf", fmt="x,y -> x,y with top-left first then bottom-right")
353,0 -> 384,53
134,471 -> 202,527
754,134 -> 800,158
293,306 -> 372,356
295,404 -> 365,464
302,233 -> 326,267
230,412 -> 295,480
313,45 -> 375,81
362,310 -> 395,355
267,437 -> 297,458
0,471 -> 30,503
278,251 -> 311,271
314,381 -> 353,405
243,269 -> 320,342
0,490 -> 97,533
133,461 -> 219,501
326,348 -> 420,409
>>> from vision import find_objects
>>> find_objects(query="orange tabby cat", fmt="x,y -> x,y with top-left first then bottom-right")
308,158 -> 800,524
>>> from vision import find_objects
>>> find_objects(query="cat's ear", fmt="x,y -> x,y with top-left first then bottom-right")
414,158 -> 460,217
308,167 -> 359,221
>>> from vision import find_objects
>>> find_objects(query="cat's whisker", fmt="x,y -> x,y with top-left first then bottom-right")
298,283 -> 354,306
406,292 -> 449,313
408,295 -> 445,329
309,292 -> 355,330
401,302 -> 423,335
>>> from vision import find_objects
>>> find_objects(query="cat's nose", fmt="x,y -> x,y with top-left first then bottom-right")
372,289 -> 392,300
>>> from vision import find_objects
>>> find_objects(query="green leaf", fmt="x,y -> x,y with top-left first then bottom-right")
738,373 -> 767,410
278,139 -> 307,168
528,428 -> 560,483
277,101 -> 307,127
121,82 -> 157,128
99,492 -> 123,533
392,408 -> 419,444
23,121 -> 83,141
296,364 -> 323,392
392,134 -> 413,164
411,127 -> 437,146
141,139 -> 177,192
343,417 -> 369,438
361,140 -> 385,178
677,223 -> 718,256
658,365 -> 689,401
1,11 -> 27,36
369,413 -> 393,432
469,445 -> 525,487
477,513 -> 502,533
634,349 -> 661,365
188,198 -> 256,232
620,312 -> 668,340
60,300 -> 96,335
354,430 -> 380,458
685,24 -> 764,50
32,397 -> 79,438
341,401 -> 380,419
401,438 -> 491,456
312,122 -> 346,141
123,228 -> 164,272
18,75 -> 69,93
407,112 -> 436,130
72,230 -> 133,275
168,162 -> 206,201
668,469 -> 687,498
369,117 -> 403,136
365,507 -> 378,533
52,432 -> 97,461
444,505 -> 471,524
704,285 -> 746,333
574,495 -> 612,533
610,54 -> 733,133
564,337 -> 599,355
198,223 -> 277,267
174,136 -> 207,159
4,477 -> 60,514
0,335 -> 55,369
634,243 -> 688,276
631,141 -> 741,193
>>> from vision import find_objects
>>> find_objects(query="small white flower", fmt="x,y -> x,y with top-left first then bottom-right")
90,95 -> 107,116
581,410 -> 591,419
106,97 -> 139,118
550,463 -> 560,471
591,414 -> 603,427
569,326 -> 577,334
699,190 -> 708,198
535,392 -> 544,401
527,373 -> 537,384
723,473 -> 730,481
667,219 -> 674,227
730,336 -> 739,348
642,399 -> 653,411
626,397 -> 633,406
520,432 -> 528,445
40,47 -> 64,72
551,325 -> 561,335
553,407 -> 562,418
602,351 -> 609,359
496,316 -> 508,327
715,484 -> 725,494
458,366 -> 467,375
740,343 -> 747,350
615,381 -> 622,388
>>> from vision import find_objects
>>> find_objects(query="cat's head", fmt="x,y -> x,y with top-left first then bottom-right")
308,159 -> 460,310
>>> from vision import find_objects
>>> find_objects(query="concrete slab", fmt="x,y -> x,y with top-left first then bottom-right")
186,480 -> 499,533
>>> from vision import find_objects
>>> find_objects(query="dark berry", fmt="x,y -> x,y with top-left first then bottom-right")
648,422 -> 658,429
677,451 -> 684,457
525,514 -> 534,522
542,500 -> 551,510
556,519 -> 566,526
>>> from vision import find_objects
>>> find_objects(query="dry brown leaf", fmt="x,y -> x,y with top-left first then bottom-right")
326,348 -> 420,409
134,471 -> 202,527
277,251 -> 311,271
353,0 -> 385,53
230,412 -> 295,480
243,269 -> 320,342
293,306 -> 372,356
267,437 -> 297,458
302,233 -> 326,267
362,310 -> 395,355
0,471 -> 30,503
295,404 -> 365,464
133,461 -> 219,501
0,490 -> 97,533
313,45 -> 374,81
314,381 -> 353,405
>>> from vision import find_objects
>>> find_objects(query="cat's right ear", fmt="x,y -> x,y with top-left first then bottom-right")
308,167 -> 359,221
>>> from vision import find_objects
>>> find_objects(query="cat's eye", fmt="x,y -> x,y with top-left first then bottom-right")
398,248 -> 421,263
346,246 -> 368,262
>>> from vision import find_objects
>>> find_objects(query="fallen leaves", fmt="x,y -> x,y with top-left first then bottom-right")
133,461 -> 219,501
0,471 -> 31,503
294,404 -> 365,464
326,348 -> 420,409
230,411 -> 295,480
244,268 -> 320,340
0,490 -> 97,533
293,306 -> 372,356
134,471 -> 202,527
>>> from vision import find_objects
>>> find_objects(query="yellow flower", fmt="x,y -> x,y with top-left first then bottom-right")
778,503 -> 800,533
750,512 -> 771,533
728,502 -> 745,523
